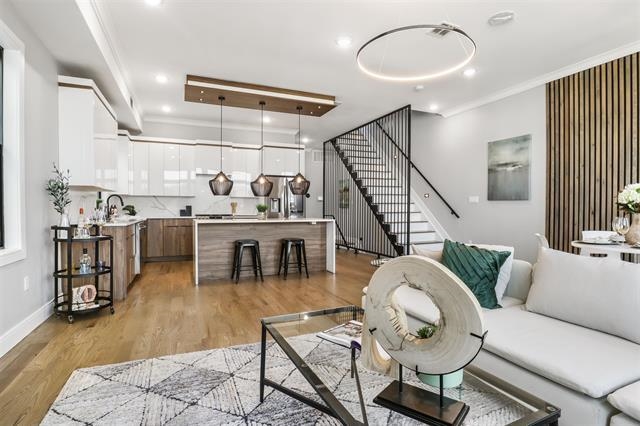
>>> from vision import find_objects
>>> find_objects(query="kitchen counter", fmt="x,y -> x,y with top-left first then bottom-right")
102,218 -> 146,227
193,218 -> 334,225
193,218 -> 335,284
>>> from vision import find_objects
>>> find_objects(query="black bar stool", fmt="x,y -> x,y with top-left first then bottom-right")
278,238 -> 309,279
231,239 -> 264,284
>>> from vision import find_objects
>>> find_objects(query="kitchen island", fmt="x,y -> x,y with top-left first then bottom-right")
193,218 -> 335,285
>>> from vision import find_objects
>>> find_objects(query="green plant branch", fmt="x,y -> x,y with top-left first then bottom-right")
45,163 -> 71,214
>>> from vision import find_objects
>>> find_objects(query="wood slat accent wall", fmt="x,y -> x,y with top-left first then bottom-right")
546,52 -> 639,253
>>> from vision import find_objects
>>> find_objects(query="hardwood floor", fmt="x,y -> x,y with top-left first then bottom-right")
0,250 -> 375,425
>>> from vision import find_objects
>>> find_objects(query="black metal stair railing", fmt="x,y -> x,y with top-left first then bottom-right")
323,106 -> 412,257
373,121 -> 460,218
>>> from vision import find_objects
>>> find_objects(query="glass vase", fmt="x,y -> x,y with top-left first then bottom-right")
626,214 -> 640,245
59,210 -> 70,239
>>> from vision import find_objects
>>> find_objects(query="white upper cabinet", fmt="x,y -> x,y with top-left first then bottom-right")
148,143 -> 165,196
195,144 -> 219,175
179,145 -> 195,196
163,144 -> 180,196
94,138 -> 117,191
243,149 -> 261,197
129,142 -> 149,196
127,139 -> 195,197
229,147 -> 247,197
263,146 -> 304,177
58,77 -> 118,191
116,135 -> 130,194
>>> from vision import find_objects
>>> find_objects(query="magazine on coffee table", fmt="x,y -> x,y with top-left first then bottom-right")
317,320 -> 363,349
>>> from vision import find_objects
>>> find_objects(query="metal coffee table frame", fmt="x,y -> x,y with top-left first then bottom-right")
259,305 -> 561,426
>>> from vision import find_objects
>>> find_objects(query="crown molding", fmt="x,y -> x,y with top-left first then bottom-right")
76,0 -> 143,130
440,40 -> 640,118
144,115 -> 299,135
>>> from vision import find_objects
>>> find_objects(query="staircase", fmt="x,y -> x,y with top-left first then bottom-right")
323,105 -> 458,258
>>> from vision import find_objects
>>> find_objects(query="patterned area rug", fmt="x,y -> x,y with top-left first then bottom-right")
43,335 -> 531,425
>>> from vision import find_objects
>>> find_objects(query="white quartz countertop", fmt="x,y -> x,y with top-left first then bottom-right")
194,218 -> 334,225
102,218 -> 146,227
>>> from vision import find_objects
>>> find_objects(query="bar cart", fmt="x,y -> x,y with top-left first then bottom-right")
52,225 -> 114,323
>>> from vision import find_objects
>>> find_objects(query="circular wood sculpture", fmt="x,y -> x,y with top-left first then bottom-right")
365,255 -> 486,375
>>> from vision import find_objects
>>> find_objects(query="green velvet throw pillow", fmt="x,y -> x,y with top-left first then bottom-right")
440,240 -> 511,309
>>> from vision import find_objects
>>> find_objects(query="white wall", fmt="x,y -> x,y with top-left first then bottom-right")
304,148 -> 324,218
0,0 -> 59,355
411,87 -> 546,262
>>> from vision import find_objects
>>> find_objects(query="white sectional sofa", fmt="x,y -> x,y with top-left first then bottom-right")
364,247 -> 640,426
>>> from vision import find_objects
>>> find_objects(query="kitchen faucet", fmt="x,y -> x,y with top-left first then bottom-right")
106,194 -> 124,220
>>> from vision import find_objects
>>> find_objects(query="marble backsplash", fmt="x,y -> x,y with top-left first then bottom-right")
67,176 -> 266,223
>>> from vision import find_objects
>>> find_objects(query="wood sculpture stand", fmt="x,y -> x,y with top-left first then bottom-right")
374,365 -> 469,426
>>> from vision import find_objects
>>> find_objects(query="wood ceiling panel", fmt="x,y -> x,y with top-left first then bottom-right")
184,75 -> 337,117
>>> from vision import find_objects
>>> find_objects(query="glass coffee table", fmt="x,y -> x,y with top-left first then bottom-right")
260,305 -> 561,425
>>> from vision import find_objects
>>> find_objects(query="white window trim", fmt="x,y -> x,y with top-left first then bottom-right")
0,18 -> 26,267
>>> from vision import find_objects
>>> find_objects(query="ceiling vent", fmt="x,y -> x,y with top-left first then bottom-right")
427,22 -> 458,38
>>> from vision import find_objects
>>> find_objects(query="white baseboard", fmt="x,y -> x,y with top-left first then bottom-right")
0,299 -> 53,359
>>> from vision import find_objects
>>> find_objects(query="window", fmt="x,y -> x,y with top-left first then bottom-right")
0,18 -> 26,266
0,46 -> 4,249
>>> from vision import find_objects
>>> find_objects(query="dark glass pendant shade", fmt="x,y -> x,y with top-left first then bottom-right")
288,172 -> 310,195
209,171 -> 233,196
250,173 -> 273,197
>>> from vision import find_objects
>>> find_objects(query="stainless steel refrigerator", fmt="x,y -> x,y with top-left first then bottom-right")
266,176 -> 304,219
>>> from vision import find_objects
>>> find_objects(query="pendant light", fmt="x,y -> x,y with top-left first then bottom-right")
250,101 -> 273,197
289,106 -> 311,195
209,96 -> 234,196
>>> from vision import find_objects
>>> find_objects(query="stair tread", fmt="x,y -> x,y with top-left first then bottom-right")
411,241 -> 444,245
395,230 -> 436,234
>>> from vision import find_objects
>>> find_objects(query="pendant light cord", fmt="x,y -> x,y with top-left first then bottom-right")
297,106 -> 302,171
219,96 -> 224,170
260,101 -> 265,173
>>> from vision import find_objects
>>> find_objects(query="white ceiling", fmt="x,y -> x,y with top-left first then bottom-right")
11,0 -> 640,145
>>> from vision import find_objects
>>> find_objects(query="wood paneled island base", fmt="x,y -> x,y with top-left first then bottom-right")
194,218 -> 335,284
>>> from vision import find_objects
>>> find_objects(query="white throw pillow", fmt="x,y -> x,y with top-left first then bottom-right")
608,381 -> 640,421
411,245 -> 442,262
411,243 -> 514,305
470,243 -> 514,304
526,247 -> 640,344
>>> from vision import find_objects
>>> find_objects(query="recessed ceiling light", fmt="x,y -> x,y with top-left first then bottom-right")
301,137 -> 310,143
263,116 -> 271,123
463,68 -> 476,78
414,84 -> 424,91
429,104 -> 439,112
145,0 -> 162,6
155,74 -> 168,84
335,36 -> 352,49
488,11 -> 515,26
162,105 -> 171,113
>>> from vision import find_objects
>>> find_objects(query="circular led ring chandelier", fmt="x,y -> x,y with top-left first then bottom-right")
356,24 -> 476,82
